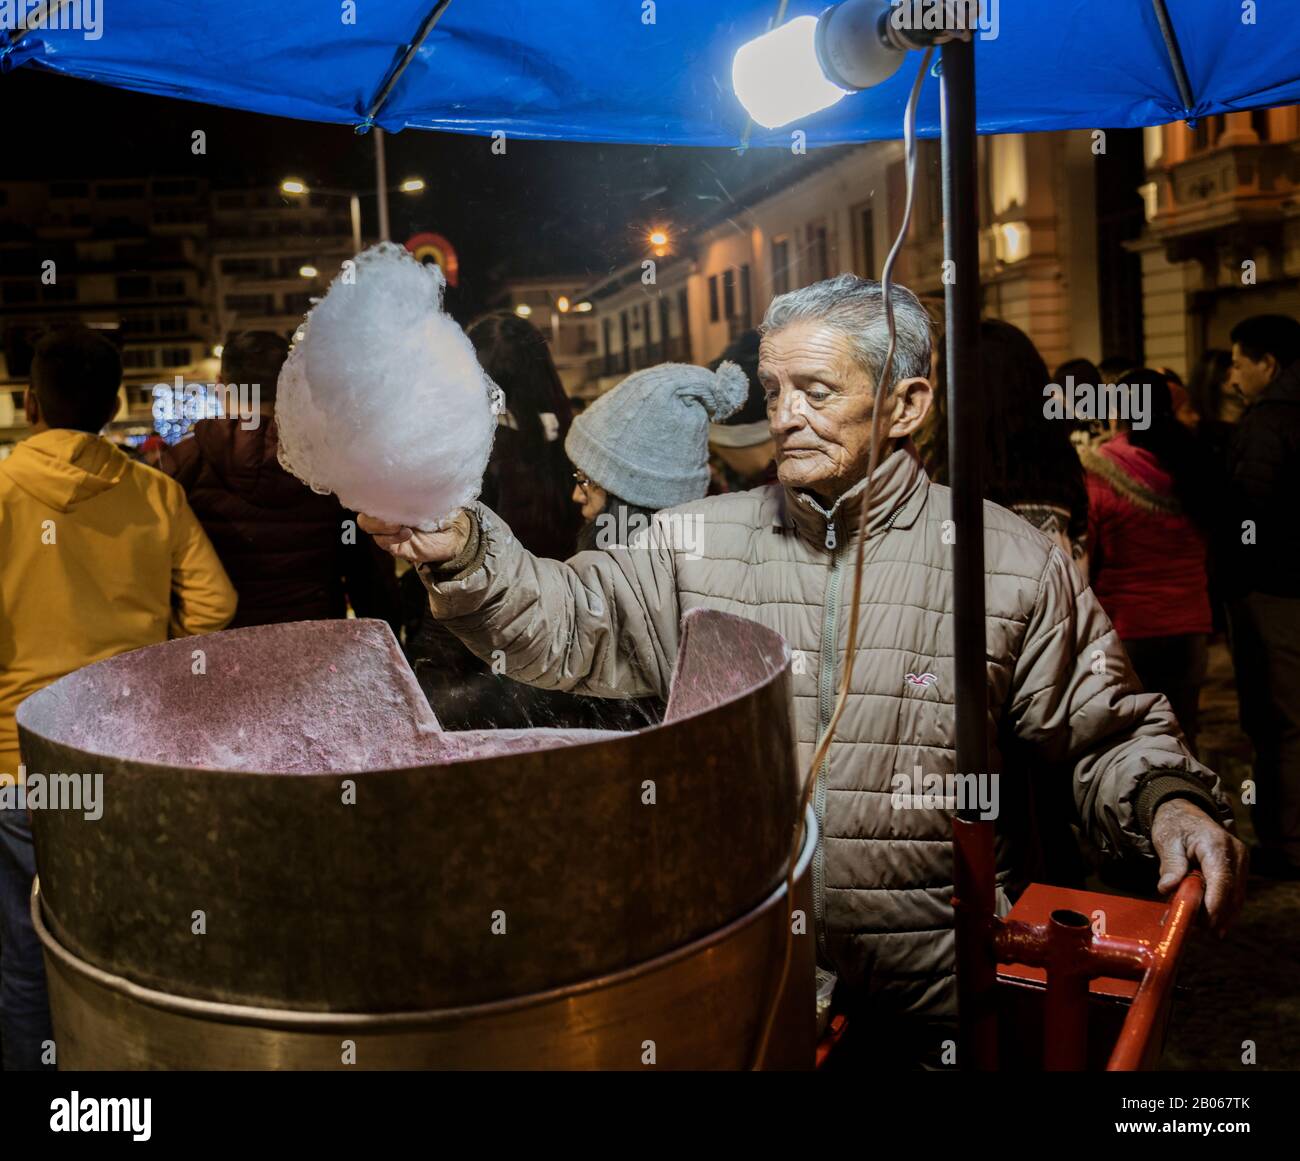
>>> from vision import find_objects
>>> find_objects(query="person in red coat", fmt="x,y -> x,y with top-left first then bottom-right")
159,331 -> 400,632
1081,369 -> 1213,750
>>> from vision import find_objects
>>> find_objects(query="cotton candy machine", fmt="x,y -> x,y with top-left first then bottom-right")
18,609 -> 813,1069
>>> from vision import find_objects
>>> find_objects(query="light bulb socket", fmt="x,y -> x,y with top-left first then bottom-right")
816,0 -> 971,90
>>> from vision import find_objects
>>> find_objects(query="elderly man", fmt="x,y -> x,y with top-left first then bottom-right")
364,275 -> 1245,1046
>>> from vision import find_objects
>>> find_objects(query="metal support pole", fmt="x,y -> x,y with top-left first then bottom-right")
940,34 -> 996,1071
349,194 -> 363,254
375,128 -> 391,242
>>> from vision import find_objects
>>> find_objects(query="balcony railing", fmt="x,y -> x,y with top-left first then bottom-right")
586,336 -> 693,381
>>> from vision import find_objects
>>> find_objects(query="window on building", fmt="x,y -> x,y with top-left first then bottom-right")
1192,114 -> 1227,152
121,349 -> 157,369
859,207 -> 876,277
225,294 -> 275,315
722,268 -> 735,321
158,313 -> 188,334
222,257 -> 266,277
50,181 -> 90,200
98,183 -> 147,202
2,281 -> 37,305
676,288 -> 691,361
708,274 -> 719,322
739,264 -> 751,328
1252,109 -> 1271,142
41,280 -> 77,303
924,140 -> 944,232
161,347 -> 192,368
120,315 -> 156,336
772,237 -> 791,297
153,179 -> 198,199
154,278 -> 185,298
806,224 -> 829,282
283,293 -> 313,315
116,275 -> 151,299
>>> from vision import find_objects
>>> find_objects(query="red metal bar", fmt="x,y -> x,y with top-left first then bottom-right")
1042,909 -> 1093,1071
1107,872 -> 1205,1071
815,1014 -> 848,1069
997,920 -> 1151,980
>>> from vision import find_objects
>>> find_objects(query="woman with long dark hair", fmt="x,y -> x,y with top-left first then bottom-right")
1081,369 -> 1212,750
920,318 -> 1089,577
468,311 -> 582,560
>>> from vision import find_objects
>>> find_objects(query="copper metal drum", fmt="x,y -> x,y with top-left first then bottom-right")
33,812 -> 814,1069
19,607 -> 810,1065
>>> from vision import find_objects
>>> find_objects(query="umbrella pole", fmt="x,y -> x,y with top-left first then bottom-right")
940,33 -> 997,1072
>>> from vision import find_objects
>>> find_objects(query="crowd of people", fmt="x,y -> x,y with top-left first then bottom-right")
0,273 -> 1294,1069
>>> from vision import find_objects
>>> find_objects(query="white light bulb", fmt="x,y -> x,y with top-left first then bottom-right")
732,16 -> 850,130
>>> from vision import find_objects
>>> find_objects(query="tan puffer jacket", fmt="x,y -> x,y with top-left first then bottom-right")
423,444 -> 1227,1020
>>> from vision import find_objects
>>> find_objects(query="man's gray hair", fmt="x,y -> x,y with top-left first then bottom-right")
760,274 -> 933,387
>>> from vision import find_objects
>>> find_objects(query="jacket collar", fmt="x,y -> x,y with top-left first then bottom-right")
775,443 -> 929,550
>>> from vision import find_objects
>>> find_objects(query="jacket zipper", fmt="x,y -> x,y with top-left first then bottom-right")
807,495 -> 906,965
814,524 -> 842,963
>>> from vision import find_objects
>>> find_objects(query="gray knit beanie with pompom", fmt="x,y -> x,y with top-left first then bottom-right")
565,361 -> 748,510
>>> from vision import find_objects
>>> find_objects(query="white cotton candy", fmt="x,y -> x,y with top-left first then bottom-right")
276,243 -> 502,530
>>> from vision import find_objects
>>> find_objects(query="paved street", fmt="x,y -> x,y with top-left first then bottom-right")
1159,641 -> 1300,1070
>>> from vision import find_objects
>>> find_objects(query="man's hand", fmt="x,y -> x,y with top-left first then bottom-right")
1151,797 -> 1248,935
358,510 -> 471,566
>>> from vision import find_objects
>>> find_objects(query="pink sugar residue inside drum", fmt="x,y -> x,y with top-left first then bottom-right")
18,619 -> 616,775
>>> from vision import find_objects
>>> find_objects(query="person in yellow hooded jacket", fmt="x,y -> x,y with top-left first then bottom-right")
0,326 -> 235,1069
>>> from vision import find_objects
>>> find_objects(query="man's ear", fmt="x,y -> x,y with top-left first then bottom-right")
888,377 -> 933,439
24,388 -> 39,426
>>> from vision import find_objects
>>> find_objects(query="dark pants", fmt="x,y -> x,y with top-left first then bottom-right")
1122,633 -> 1209,752
1228,593 -> 1300,865
0,806 -> 54,1070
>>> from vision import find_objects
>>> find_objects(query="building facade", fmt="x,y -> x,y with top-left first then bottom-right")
0,178 -> 356,452
486,276 -> 600,397
575,111 -> 1300,396
1137,106 -> 1300,376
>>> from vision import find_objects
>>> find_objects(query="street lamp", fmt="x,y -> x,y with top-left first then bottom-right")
299,265 -> 319,279
279,176 -> 428,254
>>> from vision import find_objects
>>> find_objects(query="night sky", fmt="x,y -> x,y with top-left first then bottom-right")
7,68 -> 805,318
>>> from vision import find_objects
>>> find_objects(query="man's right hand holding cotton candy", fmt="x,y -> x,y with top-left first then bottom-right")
359,510 -> 471,565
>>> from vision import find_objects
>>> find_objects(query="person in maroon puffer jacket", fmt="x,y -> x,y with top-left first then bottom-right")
158,331 -> 400,632
1081,369 -> 1215,751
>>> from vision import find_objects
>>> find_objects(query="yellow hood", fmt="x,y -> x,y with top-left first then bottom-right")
0,428 -> 128,512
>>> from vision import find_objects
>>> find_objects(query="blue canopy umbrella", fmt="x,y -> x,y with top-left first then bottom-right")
2,0 -> 1298,144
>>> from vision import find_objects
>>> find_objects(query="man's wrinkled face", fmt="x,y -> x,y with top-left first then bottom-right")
1229,342 -> 1278,402
759,320 -> 930,500
760,322 -> 874,498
